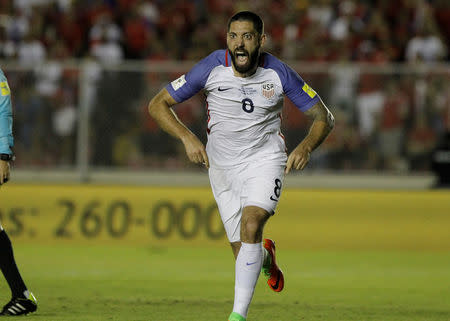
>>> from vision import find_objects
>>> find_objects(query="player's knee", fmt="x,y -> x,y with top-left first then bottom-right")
241,207 -> 270,241
242,217 -> 261,236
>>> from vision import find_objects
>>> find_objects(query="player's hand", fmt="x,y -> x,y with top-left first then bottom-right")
0,160 -> 10,185
285,143 -> 311,174
181,133 -> 210,168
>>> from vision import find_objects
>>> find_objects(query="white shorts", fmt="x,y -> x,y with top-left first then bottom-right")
209,161 -> 285,242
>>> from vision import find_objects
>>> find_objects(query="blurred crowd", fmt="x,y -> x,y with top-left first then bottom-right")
0,0 -> 449,173
0,0 -> 449,63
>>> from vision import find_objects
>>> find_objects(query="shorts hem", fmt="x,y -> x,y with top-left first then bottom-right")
243,201 -> 276,215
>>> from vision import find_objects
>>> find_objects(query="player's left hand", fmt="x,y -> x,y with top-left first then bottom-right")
0,160 -> 10,185
285,144 -> 311,174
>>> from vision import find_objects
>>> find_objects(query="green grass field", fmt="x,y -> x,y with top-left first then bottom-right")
0,244 -> 449,321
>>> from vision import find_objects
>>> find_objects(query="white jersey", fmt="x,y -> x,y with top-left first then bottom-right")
166,50 -> 320,168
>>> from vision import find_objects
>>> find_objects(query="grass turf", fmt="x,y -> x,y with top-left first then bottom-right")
0,244 -> 448,321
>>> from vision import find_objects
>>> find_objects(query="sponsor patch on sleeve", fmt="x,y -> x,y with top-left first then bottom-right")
302,83 -> 316,99
0,81 -> 10,96
171,75 -> 186,91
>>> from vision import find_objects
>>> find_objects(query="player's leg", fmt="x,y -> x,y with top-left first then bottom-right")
230,239 -> 284,293
0,223 -> 37,316
245,162 -> 285,294
229,162 -> 286,320
230,206 -> 270,321
230,236 -> 283,293
209,165 -> 282,321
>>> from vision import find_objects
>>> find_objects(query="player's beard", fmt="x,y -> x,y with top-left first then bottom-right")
229,44 -> 261,75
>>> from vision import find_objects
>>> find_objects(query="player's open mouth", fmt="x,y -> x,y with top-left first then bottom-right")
235,50 -> 249,64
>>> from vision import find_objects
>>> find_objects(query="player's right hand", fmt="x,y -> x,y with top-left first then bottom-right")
181,133 -> 210,168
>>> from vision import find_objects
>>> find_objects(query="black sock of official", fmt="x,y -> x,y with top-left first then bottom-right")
0,230 -> 28,298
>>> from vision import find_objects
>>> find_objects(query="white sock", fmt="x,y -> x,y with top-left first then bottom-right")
232,242 -> 263,318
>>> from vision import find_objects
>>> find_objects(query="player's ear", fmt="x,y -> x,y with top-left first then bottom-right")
260,33 -> 266,47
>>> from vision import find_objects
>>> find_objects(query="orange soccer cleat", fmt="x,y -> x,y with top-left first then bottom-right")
262,238 -> 284,292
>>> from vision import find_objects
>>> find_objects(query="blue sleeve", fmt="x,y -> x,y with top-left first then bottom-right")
0,71 -> 13,155
264,53 -> 320,112
165,50 -> 226,103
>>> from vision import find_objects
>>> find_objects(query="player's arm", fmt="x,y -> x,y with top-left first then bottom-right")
285,99 -> 334,174
148,88 -> 209,168
0,79 -> 13,185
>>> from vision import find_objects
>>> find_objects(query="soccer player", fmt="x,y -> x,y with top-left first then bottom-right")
148,11 -> 334,321
0,68 -> 38,316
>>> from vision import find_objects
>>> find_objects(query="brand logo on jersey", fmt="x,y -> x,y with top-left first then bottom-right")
262,83 -> 275,99
0,81 -> 10,96
218,87 -> 232,91
171,74 -> 186,91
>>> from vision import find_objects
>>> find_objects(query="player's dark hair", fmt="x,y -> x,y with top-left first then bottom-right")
228,11 -> 264,35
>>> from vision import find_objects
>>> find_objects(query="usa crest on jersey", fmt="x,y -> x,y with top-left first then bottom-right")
262,83 -> 275,99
